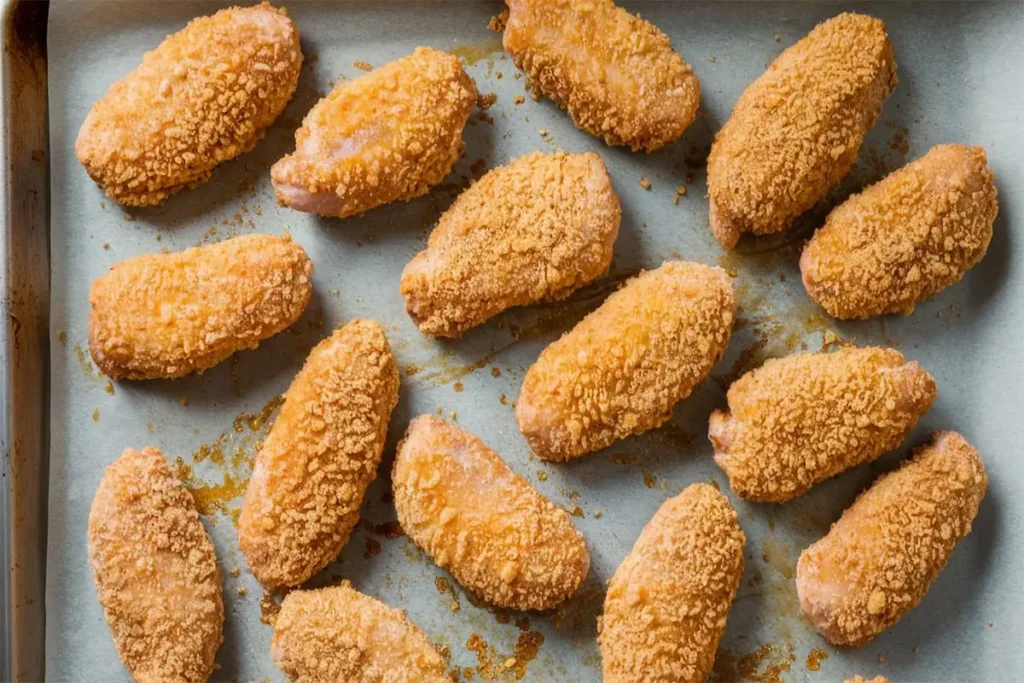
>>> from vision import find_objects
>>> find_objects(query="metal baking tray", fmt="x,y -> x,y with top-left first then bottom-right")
2,0 -> 1021,680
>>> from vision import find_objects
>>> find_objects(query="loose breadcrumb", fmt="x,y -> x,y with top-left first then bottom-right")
707,13 -> 897,248
393,416 -> 590,611
239,320 -> 400,588
797,431 -> 987,646
639,177 -> 651,190
272,583 -> 450,682
75,3 -> 301,206
271,47 -> 477,217
710,347 -> 936,502
503,0 -> 700,151
801,144 -> 998,318
400,151 -> 620,338
88,447 -> 223,683
514,95 -> 525,105
599,483 -> 745,682
517,261 -> 735,461
88,234 -> 312,380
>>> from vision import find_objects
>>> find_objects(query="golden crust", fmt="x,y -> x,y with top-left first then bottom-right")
238,320 -> 400,589
503,0 -> 699,151
271,583 -> 450,683
88,234 -> 313,380
75,2 -> 302,206
598,483 -> 745,683
88,447 -> 223,683
516,261 -> 735,461
801,144 -> 999,318
400,151 -> 621,337
707,12 -> 897,248
710,347 -> 936,502
271,47 -> 477,217
796,431 -> 987,646
392,416 -> 590,611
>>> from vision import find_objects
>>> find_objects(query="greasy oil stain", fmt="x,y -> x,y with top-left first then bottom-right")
805,647 -> 829,671
363,537 -> 381,559
233,394 -> 284,432
714,644 -> 796,682
761,538 -> 795,580
374,520 -> 405,539
464,626 -> 544,681
643,472 -> 656,489
451,37 -> 504,78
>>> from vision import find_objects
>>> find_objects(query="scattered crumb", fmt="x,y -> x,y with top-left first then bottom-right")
354,60 -> 372,72
513,95 -> 525,105
878,655 -> 886,664
496,71 -> 503,79
708,55 -> 717,63
449,411 -> 458,420
531,91 -> 540,102
104,381 -> 114,395
487,10 -> 508,32
58,331 -> 67,346
491,367 -> 501,378
639,177 -> 652,190
477,92 -> 497,110
593,509 -> 602,518
988,621 -> 994,628
453,381 -> 464,393
775,33 -> 781,42
91,408 -> 100,422
230,567 -> 240,578
102,241 -> 109,250
539,129 -> 548,137
236,585 -> 247,597
504,658 -> 516,669
536,471 -> 548,482
676,185 -> 687,196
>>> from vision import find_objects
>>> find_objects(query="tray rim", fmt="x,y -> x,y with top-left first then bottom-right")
0,1 -> 50,681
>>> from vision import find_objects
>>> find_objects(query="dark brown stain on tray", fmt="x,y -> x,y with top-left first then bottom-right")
713,643 -> 795,683
805,647 -> 829,671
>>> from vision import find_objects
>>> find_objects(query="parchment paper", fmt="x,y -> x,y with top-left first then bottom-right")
46,2 -> 1024,681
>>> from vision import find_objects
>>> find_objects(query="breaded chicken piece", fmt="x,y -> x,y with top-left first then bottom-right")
801,144 -> 999,318
272,583 -> 449,683
598,483 -> 745,683
88,447 -> 223,683
272,47 -> 476,217
89,234 -> 312,380
846,677 -> 890,683
796,431 -> 987,646
239,320 -> 399,589
517,261 -> 735,461
76,3 -> 301,206
401,151 -> 621,337
707,13 -> 897,248
710,347 -> 936,502
393,416 -> 590,610
503,0 -> 699,151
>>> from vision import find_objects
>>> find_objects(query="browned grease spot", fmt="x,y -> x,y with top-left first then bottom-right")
465,627 -> 543,681
491,366 -> 502,378
738,644 -> 796,683
73,343 -> 99,379
451,38 -> 504,68
363,537 -> 381,559
610,453 -> 638,465
454,381 -> 465,393
184,472 -> 247,516
374,520 -> 405,539
761,538 -> 795,580
805,647 -> 829,671
233,394 -> 284,433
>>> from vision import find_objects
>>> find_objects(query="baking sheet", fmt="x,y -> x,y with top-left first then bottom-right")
44,1 -> 1023,681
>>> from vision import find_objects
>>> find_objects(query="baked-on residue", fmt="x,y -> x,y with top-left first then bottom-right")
88,234 -> 313,380
88,447 -> 224,683
75,2 -> 302,206
801,144 -> 999,318
239,320 -> 400,588
710,346 -> 936,502
401,151 -> 621,337
707,12 -> 897,248
393,415 -> 590,610
599,483 -> 745,682
796,431 -> 987,646
503,0 -> 700,151
271,47 -> 477,217
517,261 -> 735,461
271,582 -> 450,683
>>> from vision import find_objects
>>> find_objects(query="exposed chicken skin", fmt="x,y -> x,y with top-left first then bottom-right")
599,483 -> 745,683
710,347 -> 936,502
801,144 -> 998,318
271,47 -> 476,217
503,0 -> 700,151
393,416 -> 590,610
271,583 -> 450,683
400,151 -> 621,337
707,13 -> 897,248
517,261 -> 735,461
796,431 -> 987,646
88,447 -> 223,683
75,2 -> 301,206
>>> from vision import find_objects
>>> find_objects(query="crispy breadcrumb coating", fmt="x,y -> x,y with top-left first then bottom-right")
598,483 -> 745,683
801,144 -> 999,318
239,320 -> 399,589
517,261 -> 735,461
272,47 -> 476,217
710,347 -> 936,502
75,3 -> 301,207
796,431 -> 987,646
503,0 -> 699,152
845,677 -> 890,683
88,234 -> 312,380
707,13 -> 896,248
393,416 -> 590,610
400,151 -> 620,337
271,583 -> 449,683
88,447 -> 223,683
